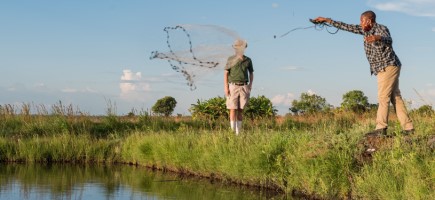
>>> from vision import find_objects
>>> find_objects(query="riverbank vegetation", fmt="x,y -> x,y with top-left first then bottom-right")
0,102 -> 434,199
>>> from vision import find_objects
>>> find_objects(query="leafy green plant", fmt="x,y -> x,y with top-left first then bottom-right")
412,104 -> 434,116
244,95 -> 277,119
190,95 -> 277,120
152,96 -> 177,116
290,92 -> 331,115
341,90 -> 370,113
189,97 -> 227,120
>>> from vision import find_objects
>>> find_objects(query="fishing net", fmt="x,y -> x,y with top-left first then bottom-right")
150,24 -> 241,90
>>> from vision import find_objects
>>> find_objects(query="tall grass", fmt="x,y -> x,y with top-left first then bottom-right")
0,103 -> 434,199
0,134 -> 122,163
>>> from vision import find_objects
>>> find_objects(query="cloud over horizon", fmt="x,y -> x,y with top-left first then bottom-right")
120,69 -> 151,101
368,0 -> 435,17
271,93 -> 295,106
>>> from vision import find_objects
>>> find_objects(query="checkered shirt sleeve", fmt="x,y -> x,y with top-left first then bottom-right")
330,20 -> 401,75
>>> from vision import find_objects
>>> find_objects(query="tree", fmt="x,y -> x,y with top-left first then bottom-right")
290,92 -> 331,115
341,90 -> 370,113
152,96 -> 177,116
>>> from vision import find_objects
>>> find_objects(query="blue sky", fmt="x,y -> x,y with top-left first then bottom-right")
1,0 -> 434,116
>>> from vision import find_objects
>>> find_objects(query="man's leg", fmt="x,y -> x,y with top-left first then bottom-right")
226,84 -> 239,133
230,109 -> 237,132
236,109 -> 243,134
236,85 -> 250,135
390,70 -> 414,131
376,66 -> 398,130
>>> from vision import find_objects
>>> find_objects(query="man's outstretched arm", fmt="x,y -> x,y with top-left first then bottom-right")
313,16 -> 364,35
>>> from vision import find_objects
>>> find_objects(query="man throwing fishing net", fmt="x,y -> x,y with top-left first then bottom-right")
313,10 -> 414,136
224,39 -> 254,135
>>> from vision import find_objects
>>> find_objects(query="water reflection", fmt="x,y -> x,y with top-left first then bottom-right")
0,163 -> 287,200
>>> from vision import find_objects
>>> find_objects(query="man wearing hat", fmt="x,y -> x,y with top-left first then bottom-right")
224,39 -> 254,135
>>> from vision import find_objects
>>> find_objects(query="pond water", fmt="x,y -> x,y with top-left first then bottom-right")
0,163 -> 289,200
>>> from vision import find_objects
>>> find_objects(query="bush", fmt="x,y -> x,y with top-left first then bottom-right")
190,95 -> 277,120
413,105 -> 434,116
189,97 -> 227,120
244,95 -> 277,119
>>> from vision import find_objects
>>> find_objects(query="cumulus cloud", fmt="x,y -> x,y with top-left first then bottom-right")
368,0 -> 435,17
307,89 -> 316,96
271,93 -> 295,106
120,69 -> 151,101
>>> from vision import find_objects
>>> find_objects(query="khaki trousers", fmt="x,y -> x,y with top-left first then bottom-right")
376,66 -> 413,130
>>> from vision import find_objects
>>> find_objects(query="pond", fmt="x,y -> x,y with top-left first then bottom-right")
0,163 -> 289,200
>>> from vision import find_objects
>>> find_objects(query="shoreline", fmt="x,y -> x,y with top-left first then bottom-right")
1,113 -> 434,199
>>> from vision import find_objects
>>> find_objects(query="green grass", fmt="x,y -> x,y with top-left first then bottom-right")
0,104 -> 434,199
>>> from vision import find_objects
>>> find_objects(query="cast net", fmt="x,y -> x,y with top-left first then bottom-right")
150,24 -> 241,90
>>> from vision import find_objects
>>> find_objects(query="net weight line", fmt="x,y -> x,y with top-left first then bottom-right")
274,20 -> 339,39
150,25 -> 221,90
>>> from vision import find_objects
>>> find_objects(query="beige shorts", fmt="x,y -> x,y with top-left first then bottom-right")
226,84 -> 250,109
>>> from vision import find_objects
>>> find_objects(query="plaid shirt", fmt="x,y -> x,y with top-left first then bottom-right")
330,20 -> 401,75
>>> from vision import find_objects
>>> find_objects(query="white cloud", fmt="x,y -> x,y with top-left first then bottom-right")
120,69 -> 151,101
34,83 -> 46,88
307,89 -> 316,96
271,93 -> 295,106
61,88 -> 78,93
368,0 -> 435,17
280,66 -> 304,71
84,87 -> 98,93
272,3 -> 279,8
432,27 -> 435,32
61,86 -> 98,94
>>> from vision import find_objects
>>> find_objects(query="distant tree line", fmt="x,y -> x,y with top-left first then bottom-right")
148,90 -> 433,119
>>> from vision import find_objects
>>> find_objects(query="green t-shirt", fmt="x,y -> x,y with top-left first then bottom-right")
225,55 -> 254,83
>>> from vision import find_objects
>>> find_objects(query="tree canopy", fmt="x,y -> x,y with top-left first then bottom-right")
152,96 -> 177,116
341,90 -> 370,113
290,92 -> 331,115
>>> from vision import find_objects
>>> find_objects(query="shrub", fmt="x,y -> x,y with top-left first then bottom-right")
244,95 -> 277,119
189,97 -> 227,120
413,105 -> 434,116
